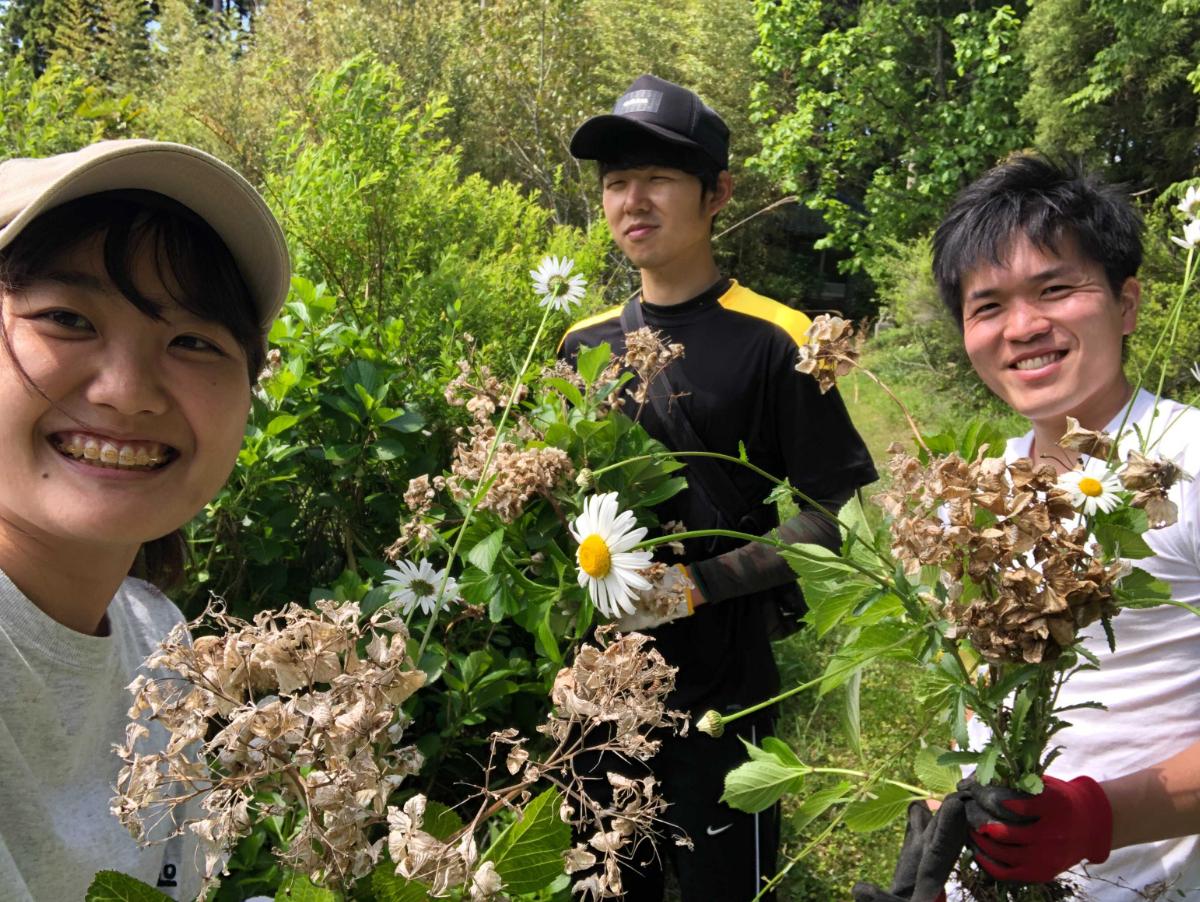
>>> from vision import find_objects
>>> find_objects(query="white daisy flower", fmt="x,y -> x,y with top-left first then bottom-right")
1178,185 -> 1200,220
1056,469 -> 1124,516
383,559 -> 459,616
530,255 -> 587,311
1171,219 -> 1200,250
569,492 -> 653,617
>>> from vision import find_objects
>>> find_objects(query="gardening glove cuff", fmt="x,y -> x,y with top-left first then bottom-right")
614,564 -> 693,632
964,775 -> 1112,884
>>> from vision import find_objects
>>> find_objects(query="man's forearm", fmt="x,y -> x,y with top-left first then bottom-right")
689,490 -> 850,605
1103,740 -> 1200,849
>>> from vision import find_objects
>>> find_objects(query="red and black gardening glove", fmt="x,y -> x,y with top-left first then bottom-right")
852,793 -> 968,902
962,775 -> 1113,884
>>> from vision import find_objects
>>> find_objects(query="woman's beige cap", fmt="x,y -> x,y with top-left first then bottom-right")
0,139 -> 290,328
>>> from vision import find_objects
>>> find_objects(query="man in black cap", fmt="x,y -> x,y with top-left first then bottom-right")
560,75 -> 878,900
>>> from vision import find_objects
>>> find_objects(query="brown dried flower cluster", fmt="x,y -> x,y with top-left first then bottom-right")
877,449 -> 1126,664
1119,450 -> 1185,528
794,314 -> 863,393
532,628 -> 688,898
112,601 -> 426,890
447,422 -> 574,523
623,327 -> 684,407
444,359 -> 527,425
386,795 -> 504,900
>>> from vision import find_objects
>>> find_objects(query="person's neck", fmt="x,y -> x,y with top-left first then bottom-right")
0,520 -> 136,635
1029,378 -> 1135,474
639,250 -> 721,307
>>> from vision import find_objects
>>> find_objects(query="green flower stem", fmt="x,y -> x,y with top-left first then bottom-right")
801,766 -> 931,798
705,632 -> 915,729
1110,245 -> 1196,454
593,450 -> 853,534
415,304 -> 554,663
636,528 -> 892,589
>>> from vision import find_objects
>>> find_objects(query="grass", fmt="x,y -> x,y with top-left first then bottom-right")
765,355 -> 1026,899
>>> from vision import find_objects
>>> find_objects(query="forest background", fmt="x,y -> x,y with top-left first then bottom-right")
2,0 -> 1200,898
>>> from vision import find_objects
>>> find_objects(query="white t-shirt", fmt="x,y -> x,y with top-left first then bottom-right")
965,390 -> 1200,900
0,568 -> 201,901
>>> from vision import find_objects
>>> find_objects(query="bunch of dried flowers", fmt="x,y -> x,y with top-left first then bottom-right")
112,600 -> 426,890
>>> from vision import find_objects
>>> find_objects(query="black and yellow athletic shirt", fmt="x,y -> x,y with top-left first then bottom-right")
559,278 -> 877,711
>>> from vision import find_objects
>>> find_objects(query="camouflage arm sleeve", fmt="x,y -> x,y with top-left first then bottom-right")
688,486 -> 852,605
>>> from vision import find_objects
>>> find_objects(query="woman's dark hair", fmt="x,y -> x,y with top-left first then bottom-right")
932,154 -> 1143,328
0,189 -> 266,590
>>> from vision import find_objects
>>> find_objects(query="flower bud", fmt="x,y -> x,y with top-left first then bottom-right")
576,468 -> 594,489
695,710 -> 725,738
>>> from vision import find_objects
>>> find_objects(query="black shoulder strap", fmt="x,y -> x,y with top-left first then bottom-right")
619,294 -> 752,522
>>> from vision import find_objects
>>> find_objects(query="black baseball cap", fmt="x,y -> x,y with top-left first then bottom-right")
570,74 -> 730,171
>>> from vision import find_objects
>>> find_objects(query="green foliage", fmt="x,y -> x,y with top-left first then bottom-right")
0,59 -> 141,159
85,871 -> 173,902
1020,0 -> 1200,190
483,787 -> 572,893
751,0 -> 1031,272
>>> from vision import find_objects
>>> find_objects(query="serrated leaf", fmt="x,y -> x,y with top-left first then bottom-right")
791,780 -> 854,832
721,757 -> 806,813
369,861 -> 432,902
974,744 -> 999,786
760,736 -> 805,770
467,529 -> 505,574
483,787 -> 571,894
86,872 -> 174,902
843,782 -> 915,832
275,872 -> 342,901
914,747 -> 961,795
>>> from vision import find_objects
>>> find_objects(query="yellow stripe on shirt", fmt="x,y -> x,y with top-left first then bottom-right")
717,280 -> 812,346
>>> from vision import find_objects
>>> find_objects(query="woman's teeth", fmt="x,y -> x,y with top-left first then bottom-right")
55,433 -> 172,470
1014,352 -> 1063,371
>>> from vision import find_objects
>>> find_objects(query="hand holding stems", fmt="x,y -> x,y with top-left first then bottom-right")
853,795 -> 971,902
963,775 -> 1112,884
614,563 -> 700,632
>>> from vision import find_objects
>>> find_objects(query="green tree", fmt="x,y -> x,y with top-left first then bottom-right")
1019,0 -> 1200,191
751,0 -> 1031,273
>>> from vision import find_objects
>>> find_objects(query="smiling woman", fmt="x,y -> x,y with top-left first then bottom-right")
0,141 -> 289,902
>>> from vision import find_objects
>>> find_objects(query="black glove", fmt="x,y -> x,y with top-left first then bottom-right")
852,793 -> 969,902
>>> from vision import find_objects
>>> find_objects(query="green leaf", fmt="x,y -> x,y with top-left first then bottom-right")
342,359 -> 379,397
844,782 -> 916,832
782,543 -> 862,583
275,872 -> 342,901
791,780 -> 854,832
914,747 -> 962,795
760,736 -> 805,769
86,872 -> 174,902
1114,566 -> 1174,608
802,580 -> 879,637
483,787 -> 571,894
544,376 -> 585,408
721,757 -> 806,813
369,865 -> 430,902
1016,772 -> 1044,795
265,413 -> 300,436
467,529 -> 505,574
974,743 -> 999,786
576,342 -> 612,384
841,668 -> 862,758
1092,520 -> 1154,559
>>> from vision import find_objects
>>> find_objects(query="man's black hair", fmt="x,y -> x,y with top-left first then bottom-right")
596,136 -> 723,196
932,154 -> 1143,328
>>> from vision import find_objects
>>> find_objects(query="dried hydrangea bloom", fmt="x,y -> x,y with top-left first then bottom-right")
448,424 -> 575,522
1059,416 -> 1116,460
1120,450 -> 1186,527
794,314 -> 862,393
113,601 -> 426,891
622,327 -> 684,407
876,446 -> 1131,664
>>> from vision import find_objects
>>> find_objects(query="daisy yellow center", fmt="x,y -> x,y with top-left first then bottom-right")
1077,476 -> 1104,498
578,534 -> 612,578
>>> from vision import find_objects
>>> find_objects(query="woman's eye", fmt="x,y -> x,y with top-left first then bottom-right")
40,309 -> 94,331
